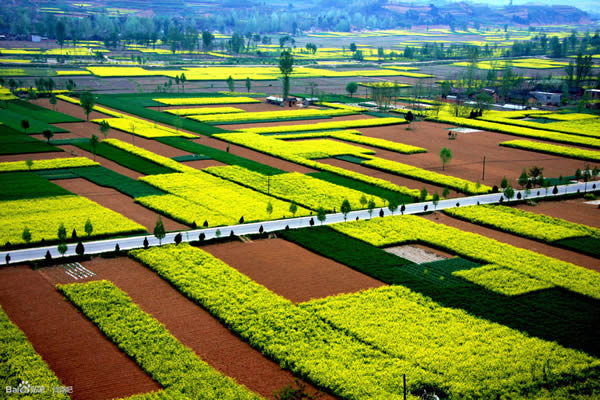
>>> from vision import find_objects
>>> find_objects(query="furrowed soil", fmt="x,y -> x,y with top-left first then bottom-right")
204,238 -> 386,303
0,265 -> 161,400
423,212 -> 600,272
42,256 -> 337,400
53,178 -> 187,232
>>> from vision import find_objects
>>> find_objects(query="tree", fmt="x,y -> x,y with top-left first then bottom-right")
405,111 -> 415,129
440,147 -> 452,171
22,227 -> 31,244
500,176 -> 508,189
56,20 -> 65,53
359,194 -> 367,209
226,75 -> 235,92
266,201 -> 273,218
90,134 -> 99,161
72,229 -> 78,240
75,241 -> 85,257
279,50 -> 294,100
317,206 -> 326,225
528,166 -> 544,186
420,187 -> 428,202
349,43 -> 357,52
289,201 -> 298,217
432,192 -> 440,210
346,82 -> 358,97
180,73 -> 186,92
575,168 -> 582,182
388,197 -> 399,215
42,129 -> 53,144
400,204 -> 406,215
341,199 -> 351,221
153,216 -> 165,246
49,94 -> 57,111
367,198 -> 376,218
25,158 -> 33,171
518,169 -> 529,188
202,31 -> 214,53
57,223 -> 67,242
504,185 -> 515,201
143,237 -> 149,249
79,91 -> 95,121
174,233 -> 182,245
442,187 -> 450,198
245,77 -> 252,93
58,243 -> 67,257
99,120 -> 110,140
21,120 -> 29,134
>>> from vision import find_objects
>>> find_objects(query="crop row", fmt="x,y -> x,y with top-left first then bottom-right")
137,172 -> 309,227
58,280 -> 261,399
453,264 -> 553,296
103,139 -> 196,173
362,156 -> 491,194
302,286 -> 599,399
0,306 -> 69,399
188,108 -> 354,124
332,215 -> 600,299
272,130 -> 427,154
214,132 -> 422,200
130,244 -> 423,400
240,117 -> 406,134
0,195 -> 145,245
205,165 -> 386,212
93,117 -> 197,139
444,204 -> 600,243
433,114 -> 600,148
317,102 -> 367,112
0,157 -> 98,173
479,115 -> 600,138
500,139 -> 600,162
153,97 -> 260,106
164,107 -> 245,116
0,172 -> 71,201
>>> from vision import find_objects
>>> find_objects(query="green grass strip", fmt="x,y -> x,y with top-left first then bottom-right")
156,137 -> 285,176
0,172 -> 72,200
6,99 -> 82,123
0,108 -> 67,134
58,280 -> 261,400
72,166 -> 165,198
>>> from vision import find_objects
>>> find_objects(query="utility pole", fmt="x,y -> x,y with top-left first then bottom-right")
267,176 -> 270,196
403,374 -> 407,400
482,155 -> 486,181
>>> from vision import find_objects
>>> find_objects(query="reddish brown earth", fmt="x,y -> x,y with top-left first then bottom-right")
514,198 -> 600,227
41,256 -> 336,400
195,136 -> 317,173
358,121 -> 588,189
34,98 -> 112,121
423,212 -> 600,272
53,178 -> 187,232
204,238 -> 386,303
0,265 -> 161,400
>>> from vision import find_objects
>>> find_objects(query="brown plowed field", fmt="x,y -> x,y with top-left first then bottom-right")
0,265 -> 161,400
423,212 -> 600,272
63,256 -> 335,399
53,178 -> 187,232
34,98 -> 112,121
0,151 -> 70,163
358,121 -> 587,188
514,197 -> 600,228
204,238 -> 386,303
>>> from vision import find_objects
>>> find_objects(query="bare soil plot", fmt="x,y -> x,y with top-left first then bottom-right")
423,212 -> 600,272
53,178 -> 187,232
33,98 -> 112,121
359,121 -> 588,189
385,245 -> 450,264
0,151 -> 70,163
198,136 -> 317,173
514,198 -> 600,228
72,256 -> 335,399
204,238 -> 386,303
0,265 -> 161,400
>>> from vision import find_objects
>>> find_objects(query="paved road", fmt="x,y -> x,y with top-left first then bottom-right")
1,181 -> 597,265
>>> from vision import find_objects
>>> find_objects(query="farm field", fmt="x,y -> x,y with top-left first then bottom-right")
1,15 -> 600,400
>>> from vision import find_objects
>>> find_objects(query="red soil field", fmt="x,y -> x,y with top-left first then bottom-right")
0,151 -> 71,163
53,178 -> 187,232
204,238 -> 386,303
58,256 -> 335,399
0,265 -> 161,400
423,212 -> 600,272
514,198 -> 600,228
34,98 -> 111,121
358,121 -> 589,189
